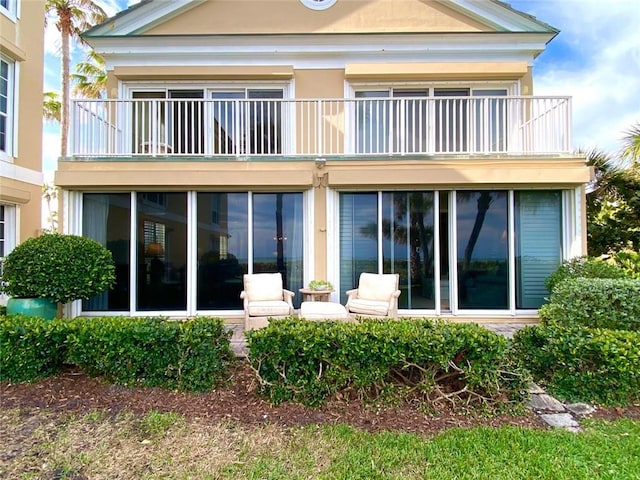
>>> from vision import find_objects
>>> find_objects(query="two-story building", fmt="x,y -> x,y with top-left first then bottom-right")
0,0 -> 45,293
55,0 -> 590,323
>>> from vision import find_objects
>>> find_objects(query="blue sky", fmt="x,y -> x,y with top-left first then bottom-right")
43,0 -> 640,177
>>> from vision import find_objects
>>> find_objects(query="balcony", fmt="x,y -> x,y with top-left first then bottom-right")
69,96 -> 572,159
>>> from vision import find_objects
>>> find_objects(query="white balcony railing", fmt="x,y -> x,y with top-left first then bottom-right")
69,96 -> 571,158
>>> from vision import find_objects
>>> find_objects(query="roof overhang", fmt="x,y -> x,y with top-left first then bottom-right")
87,32 -> 555,69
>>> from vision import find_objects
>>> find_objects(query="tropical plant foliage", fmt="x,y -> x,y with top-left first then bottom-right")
71,49 -> 106,98
45,0 -> 107,156
586,122 -> 640,256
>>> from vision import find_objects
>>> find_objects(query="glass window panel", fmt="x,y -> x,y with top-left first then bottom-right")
356,91 -> 389,153
248,90 -> 283,154
339,193 -> 378,303
137,192 -> 187,311
382,192 -> 435,309
434,89 -> 469,153
131,91 -> 166,154
211,91 -> 245,154
439,191 -> 451,311
0,58 -> 10,154
456,191 -> 508,309
168,90 -> 204,154
252,193 -> 304,307
515,191 -> 563,308
473,89 -> 508,152
392,90 -> 428,153
82,193 -> 131,311
197,193 -> 248,310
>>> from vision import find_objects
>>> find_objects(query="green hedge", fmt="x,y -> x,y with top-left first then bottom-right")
247,317 -> 528,408
65,316 -> 233,391
545,255 -> 630,292
0,315 -> 68,382
539,278 -> 640,331
512,325 -> 640,406
0,315 -> 233,391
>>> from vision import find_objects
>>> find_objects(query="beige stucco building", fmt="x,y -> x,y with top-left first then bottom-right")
0,0 -> 45,281
56,0 -> 590,322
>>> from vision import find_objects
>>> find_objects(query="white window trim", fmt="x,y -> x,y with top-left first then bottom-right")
0,55 -> 16,160
121,80 -> 294,156
0,0 -> 18,21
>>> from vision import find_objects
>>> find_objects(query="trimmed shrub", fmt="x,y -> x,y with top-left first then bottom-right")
65,316 -> 234,391
538,278 -> 640,331
0,315 -> 67,382
0,234 -> 116,305
545,255 -> 630,292
246,317 -> 528,408
513,325 -> 640,406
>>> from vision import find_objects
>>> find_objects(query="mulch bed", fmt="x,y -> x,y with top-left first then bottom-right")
1,362 -> 638,435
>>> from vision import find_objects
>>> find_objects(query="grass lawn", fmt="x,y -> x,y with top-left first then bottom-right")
2,409 -> 639,479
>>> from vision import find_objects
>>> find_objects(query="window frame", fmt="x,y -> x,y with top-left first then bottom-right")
122,81 -> 292,156
348,81 -> 517,155
0,55 -> 16,160
0,0 -> 18,21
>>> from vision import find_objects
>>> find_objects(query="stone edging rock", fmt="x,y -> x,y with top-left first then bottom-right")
527,383 -> 597,432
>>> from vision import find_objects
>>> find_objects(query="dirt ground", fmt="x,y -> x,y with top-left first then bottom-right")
2,362 -> 638,435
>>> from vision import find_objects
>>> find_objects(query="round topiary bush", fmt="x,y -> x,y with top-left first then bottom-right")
1,234 -> 116,305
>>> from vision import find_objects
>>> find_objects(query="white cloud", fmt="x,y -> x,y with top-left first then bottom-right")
513,0 -> 640,154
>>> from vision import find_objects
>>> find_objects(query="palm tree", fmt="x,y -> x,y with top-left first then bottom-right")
45,0 -> 106,157
71,49 -> 106,98
620,122 -> 640,165
43,91 -> 61,123
42,183 -> 59,233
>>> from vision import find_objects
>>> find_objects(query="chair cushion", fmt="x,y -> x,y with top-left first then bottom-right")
247,300 -> 291,317
357,273 -> 398,302
244,273 -> 283,301
300,301 -> 348,320
347,298 -> 390,316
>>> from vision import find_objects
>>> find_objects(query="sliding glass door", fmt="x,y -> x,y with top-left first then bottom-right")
339,189 -> 562,312
456,191 -> 509,309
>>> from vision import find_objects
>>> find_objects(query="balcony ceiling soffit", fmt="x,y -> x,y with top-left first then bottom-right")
84,0 -> 557,40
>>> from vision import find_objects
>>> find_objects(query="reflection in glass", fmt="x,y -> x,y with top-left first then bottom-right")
137,192 -> 187,311
356,91 -> 389,153
456,191 -> 508,309
211,90 -> 283,155
252,193 -> 303,307
82,193 -> 131,311
382,192 -> 435,309
515,191 -> 562,308
339,193 -> 378,304
435,89 -> 469,153
197,193 -> 248,310
393,90 -> 428,153
473,89 -> 508,152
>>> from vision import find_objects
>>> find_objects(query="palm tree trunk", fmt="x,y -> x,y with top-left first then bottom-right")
60,21 -> 70,158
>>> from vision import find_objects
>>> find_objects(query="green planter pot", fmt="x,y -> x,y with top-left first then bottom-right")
6,298 -> 58,320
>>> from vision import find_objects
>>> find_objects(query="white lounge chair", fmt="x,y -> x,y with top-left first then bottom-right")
240,273 -> 294,330
345,272 -> 401,319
